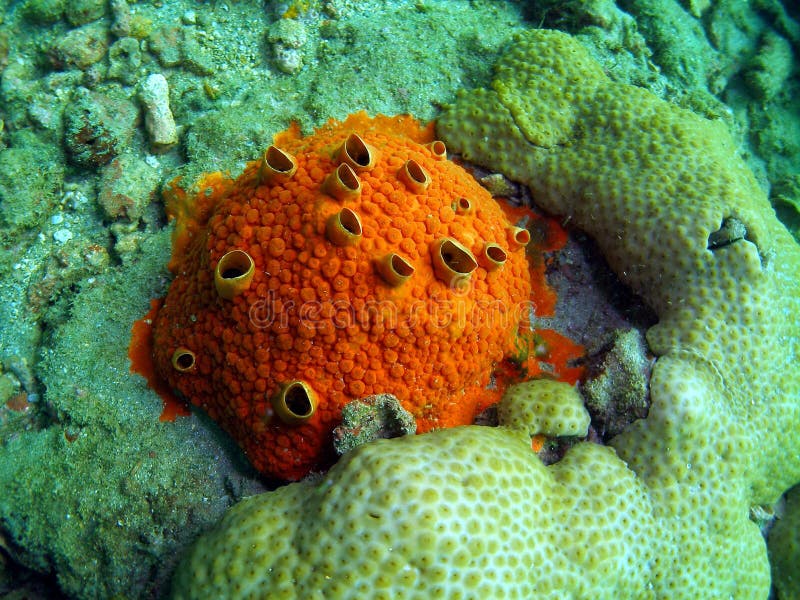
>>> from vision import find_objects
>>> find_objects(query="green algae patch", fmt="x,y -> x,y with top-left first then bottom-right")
0,130 -> 64,229
1,426 -> 213,597
38,230 -> 173,428
181,0 -> 526,181
0,229 -> 263,599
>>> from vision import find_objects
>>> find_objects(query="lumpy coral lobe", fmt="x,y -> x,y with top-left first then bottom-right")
151,113 -> 532,480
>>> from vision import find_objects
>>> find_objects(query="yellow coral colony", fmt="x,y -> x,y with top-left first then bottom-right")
438,29 -> 800,596
174,404 -> 657,599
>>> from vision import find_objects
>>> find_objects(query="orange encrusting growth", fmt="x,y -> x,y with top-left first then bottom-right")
500,202 -> 568,318
134,112 -> 580,480
129,299 -> 191,421
534,329 -> 586,385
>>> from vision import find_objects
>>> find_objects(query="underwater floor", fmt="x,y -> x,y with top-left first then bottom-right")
0,0 -> 799,598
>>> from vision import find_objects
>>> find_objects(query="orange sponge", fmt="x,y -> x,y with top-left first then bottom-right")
133,112 -> 579,480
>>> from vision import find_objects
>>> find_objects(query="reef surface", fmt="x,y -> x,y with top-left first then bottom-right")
0,0 -> 798,598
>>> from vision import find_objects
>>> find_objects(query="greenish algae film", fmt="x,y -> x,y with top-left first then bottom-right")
0,0 -> 797,597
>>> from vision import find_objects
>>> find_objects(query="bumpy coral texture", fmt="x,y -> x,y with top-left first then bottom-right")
174,30 -> 800,598
498,379 -> 590,438
173,426 -> 656,600
438,29 -> 800,597
151,113 -> 542,480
